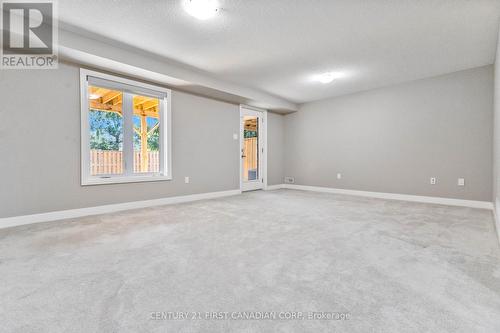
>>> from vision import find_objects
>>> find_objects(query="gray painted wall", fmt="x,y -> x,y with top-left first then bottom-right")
267,112 -> 285,185
493,28 -> 500,213
0,61 -> 494,218
0,62 -> 242,218
284,66 -> 493,201
493,34 -> 500,202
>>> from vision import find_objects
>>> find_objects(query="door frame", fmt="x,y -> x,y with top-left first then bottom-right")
239,105 -> 267,192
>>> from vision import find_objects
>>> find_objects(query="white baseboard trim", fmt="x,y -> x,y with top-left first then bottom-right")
265,184 -> 284,191
0,189 -> 242,230
494,199 -> 500,243
281,184 -> 493,210
2,185 -> 493,231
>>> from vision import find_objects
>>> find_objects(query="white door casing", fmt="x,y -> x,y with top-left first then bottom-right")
240,105 -> 267,192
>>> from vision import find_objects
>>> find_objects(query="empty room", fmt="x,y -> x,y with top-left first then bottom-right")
1,1 -> 500,332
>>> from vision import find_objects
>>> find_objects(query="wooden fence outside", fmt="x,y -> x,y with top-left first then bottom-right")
91,139 -> 256,177
90,150 -> 159,175
243,137 -> 258,180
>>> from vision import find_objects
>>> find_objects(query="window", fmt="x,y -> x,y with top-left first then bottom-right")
80,69 -> 171,185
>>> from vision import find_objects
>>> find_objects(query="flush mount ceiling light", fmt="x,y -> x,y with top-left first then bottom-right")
183,0 -> 220,20
313,72 -> 342,84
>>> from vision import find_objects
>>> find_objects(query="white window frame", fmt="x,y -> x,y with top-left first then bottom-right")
80,68 -> 172,185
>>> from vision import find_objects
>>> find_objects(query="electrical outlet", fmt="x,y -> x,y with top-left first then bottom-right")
430,177 -> 436,185
184,176 -> 190,184
458,178 -> 465,186
337,173 -> 342,179
233,133 -> 238,140
284,176 -> 295,184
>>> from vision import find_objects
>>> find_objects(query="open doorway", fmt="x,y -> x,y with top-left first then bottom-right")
240,106 -> 267,191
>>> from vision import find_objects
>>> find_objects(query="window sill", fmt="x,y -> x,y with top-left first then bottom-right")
81,175 -> 172,186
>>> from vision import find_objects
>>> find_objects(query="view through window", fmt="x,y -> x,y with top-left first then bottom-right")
81,70 -> 171,185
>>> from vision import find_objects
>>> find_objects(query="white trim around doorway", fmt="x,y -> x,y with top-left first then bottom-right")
239,105 -> 268,192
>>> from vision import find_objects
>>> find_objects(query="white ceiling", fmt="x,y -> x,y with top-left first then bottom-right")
59,0 -> 500,104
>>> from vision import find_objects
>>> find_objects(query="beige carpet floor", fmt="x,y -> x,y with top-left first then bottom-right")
1,189 -> 499,332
